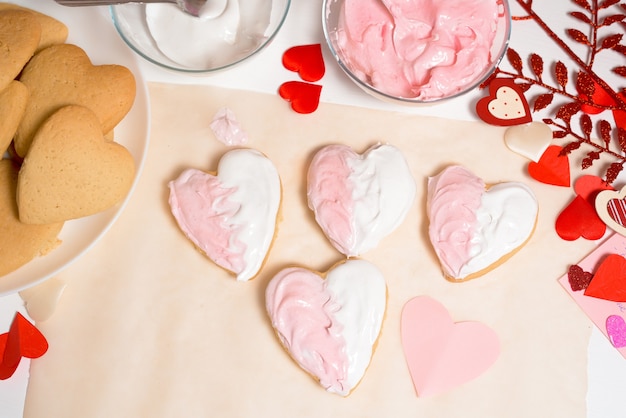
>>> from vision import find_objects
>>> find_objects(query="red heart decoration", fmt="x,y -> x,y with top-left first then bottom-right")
585,254 -> 626,302
0,312 -> 48,380
527,145 -> 570,187
476,78 -> 532,126
278,81 -> 322,114
555,195 -> 606,241
574,175 -> 613,205
567,264 -> 594,291
282,44 -> 325,82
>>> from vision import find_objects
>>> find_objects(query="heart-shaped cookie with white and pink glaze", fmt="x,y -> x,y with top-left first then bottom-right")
307,143 -> 416,257
168,148 -> 281,282
265,259 -> 386,396
427,165 -> 538,281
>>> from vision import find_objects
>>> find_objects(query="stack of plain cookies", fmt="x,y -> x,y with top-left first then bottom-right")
0,4 -> 137,276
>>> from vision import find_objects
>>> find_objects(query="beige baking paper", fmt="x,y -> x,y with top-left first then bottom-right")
24,83 -> 596,418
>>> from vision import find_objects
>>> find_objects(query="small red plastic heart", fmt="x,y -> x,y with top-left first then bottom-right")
555,195 -> 606,241
278,81 -> 322,114
528,145 -> 570,187
585,254 -> 626,302
567,264 -> 594,291
282,44 -> 325,82
476,78 -> 532,126
0,312 -> 48,380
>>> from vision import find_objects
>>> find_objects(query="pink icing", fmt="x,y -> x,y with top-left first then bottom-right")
307,145 -> 355,254
427,166 -> 484,278
168,168 -> 246,274
265,268 -> 348,393
334,0 -> 499,100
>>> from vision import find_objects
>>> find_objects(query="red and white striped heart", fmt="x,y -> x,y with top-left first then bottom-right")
595,185 -> 626,236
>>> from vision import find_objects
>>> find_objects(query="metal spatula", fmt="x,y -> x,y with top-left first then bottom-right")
54,0 -> 208,17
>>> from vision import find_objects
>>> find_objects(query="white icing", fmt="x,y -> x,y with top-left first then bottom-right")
325,259 -> 386,395
145,0 -> 272,69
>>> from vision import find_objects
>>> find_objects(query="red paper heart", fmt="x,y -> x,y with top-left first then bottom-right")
476,78 -> 532,126
574,175 -> 613,205
567,264 -> 594,291
527,145 -> 570,187
585,254 -> 626,302
555,195 -> 606,241
279,81 -> 322,114
0,312 -> 48,380
282,44 -> 325,82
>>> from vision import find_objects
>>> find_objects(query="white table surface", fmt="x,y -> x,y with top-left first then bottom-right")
1,0 -> 626,416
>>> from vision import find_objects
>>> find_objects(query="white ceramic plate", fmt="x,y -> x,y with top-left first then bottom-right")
0,0 -> 150,296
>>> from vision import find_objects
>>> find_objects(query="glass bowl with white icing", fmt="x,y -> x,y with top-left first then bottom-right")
110,0 -> 290,73
322,0 -> 511,105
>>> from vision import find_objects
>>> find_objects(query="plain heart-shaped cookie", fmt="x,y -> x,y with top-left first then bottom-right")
476,78 -> 532,126
0,9 -> 41,92
15,43 -> 136,157
0,312 -> 48,380
0,160 -> 63,276
278,81 -> 322,114
282,44 -> 325,82
307,143 -> 416,257
401,296 -> 500,397
595,185 -> 626,237
265,259 -> 386,396
584,253 -> 626,302
427,165 -> 538,281
168,148 -> 281,282
17,105 -> 136,224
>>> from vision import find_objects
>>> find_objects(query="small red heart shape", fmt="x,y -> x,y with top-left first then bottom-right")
476,78 -> 532,126
527,145 -> 570,187
567,264 -> 594,291
574,175 -> 613,205
584,254 -> 626,302
282,44 -> 325,82
0,312 -> 48,380
278,81 -> 322,114
555,195 -> 606,241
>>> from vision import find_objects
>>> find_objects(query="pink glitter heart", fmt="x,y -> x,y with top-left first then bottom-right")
606,315 -> 626,348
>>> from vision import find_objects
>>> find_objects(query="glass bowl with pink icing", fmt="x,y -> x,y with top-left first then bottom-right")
322,0 -> 511,104
110,0 -> 290,73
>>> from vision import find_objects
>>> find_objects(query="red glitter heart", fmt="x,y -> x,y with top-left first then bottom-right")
567,264 -> 594,291
476,78 -> 532,126
278,81 -> 322,114
0,312 -> 48,380
528,145 -> 570,187
555,195 -> 606,241
585,254 -> 626,302
282,44 -> 325,82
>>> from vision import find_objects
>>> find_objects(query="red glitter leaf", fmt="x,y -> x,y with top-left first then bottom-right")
580,113 -> 593,137
615,45 -> 626,56
576,71 -> 596,96
601,14 -> 626,26
606,162 -> 624,184
555,61 -> 569,88
613,66 -> 626,77
582,151 -> 600,169
602,33 -> 624,49
556,102 -> 582,122
553,130 -> 569,139
533,93 -> 554,111
567,28 -> 591,45
506,48 -> 523,73
530,53 -> 544,80
570,11 -> 592,23
562,141 -> 582,154
599,119 -> 612,145
573,0 -> 592,10
517,82 -> 533,92
599,0 -> 620,9
619,127 -> 626,152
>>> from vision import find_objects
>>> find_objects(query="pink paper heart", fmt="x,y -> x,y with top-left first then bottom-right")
606,315 -> 626,348
265,259 -> 386,396
307,144 -> 416,257
401,296 -> 500,397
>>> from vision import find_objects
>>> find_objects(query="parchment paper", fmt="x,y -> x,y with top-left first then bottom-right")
23,82 -> 597,418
